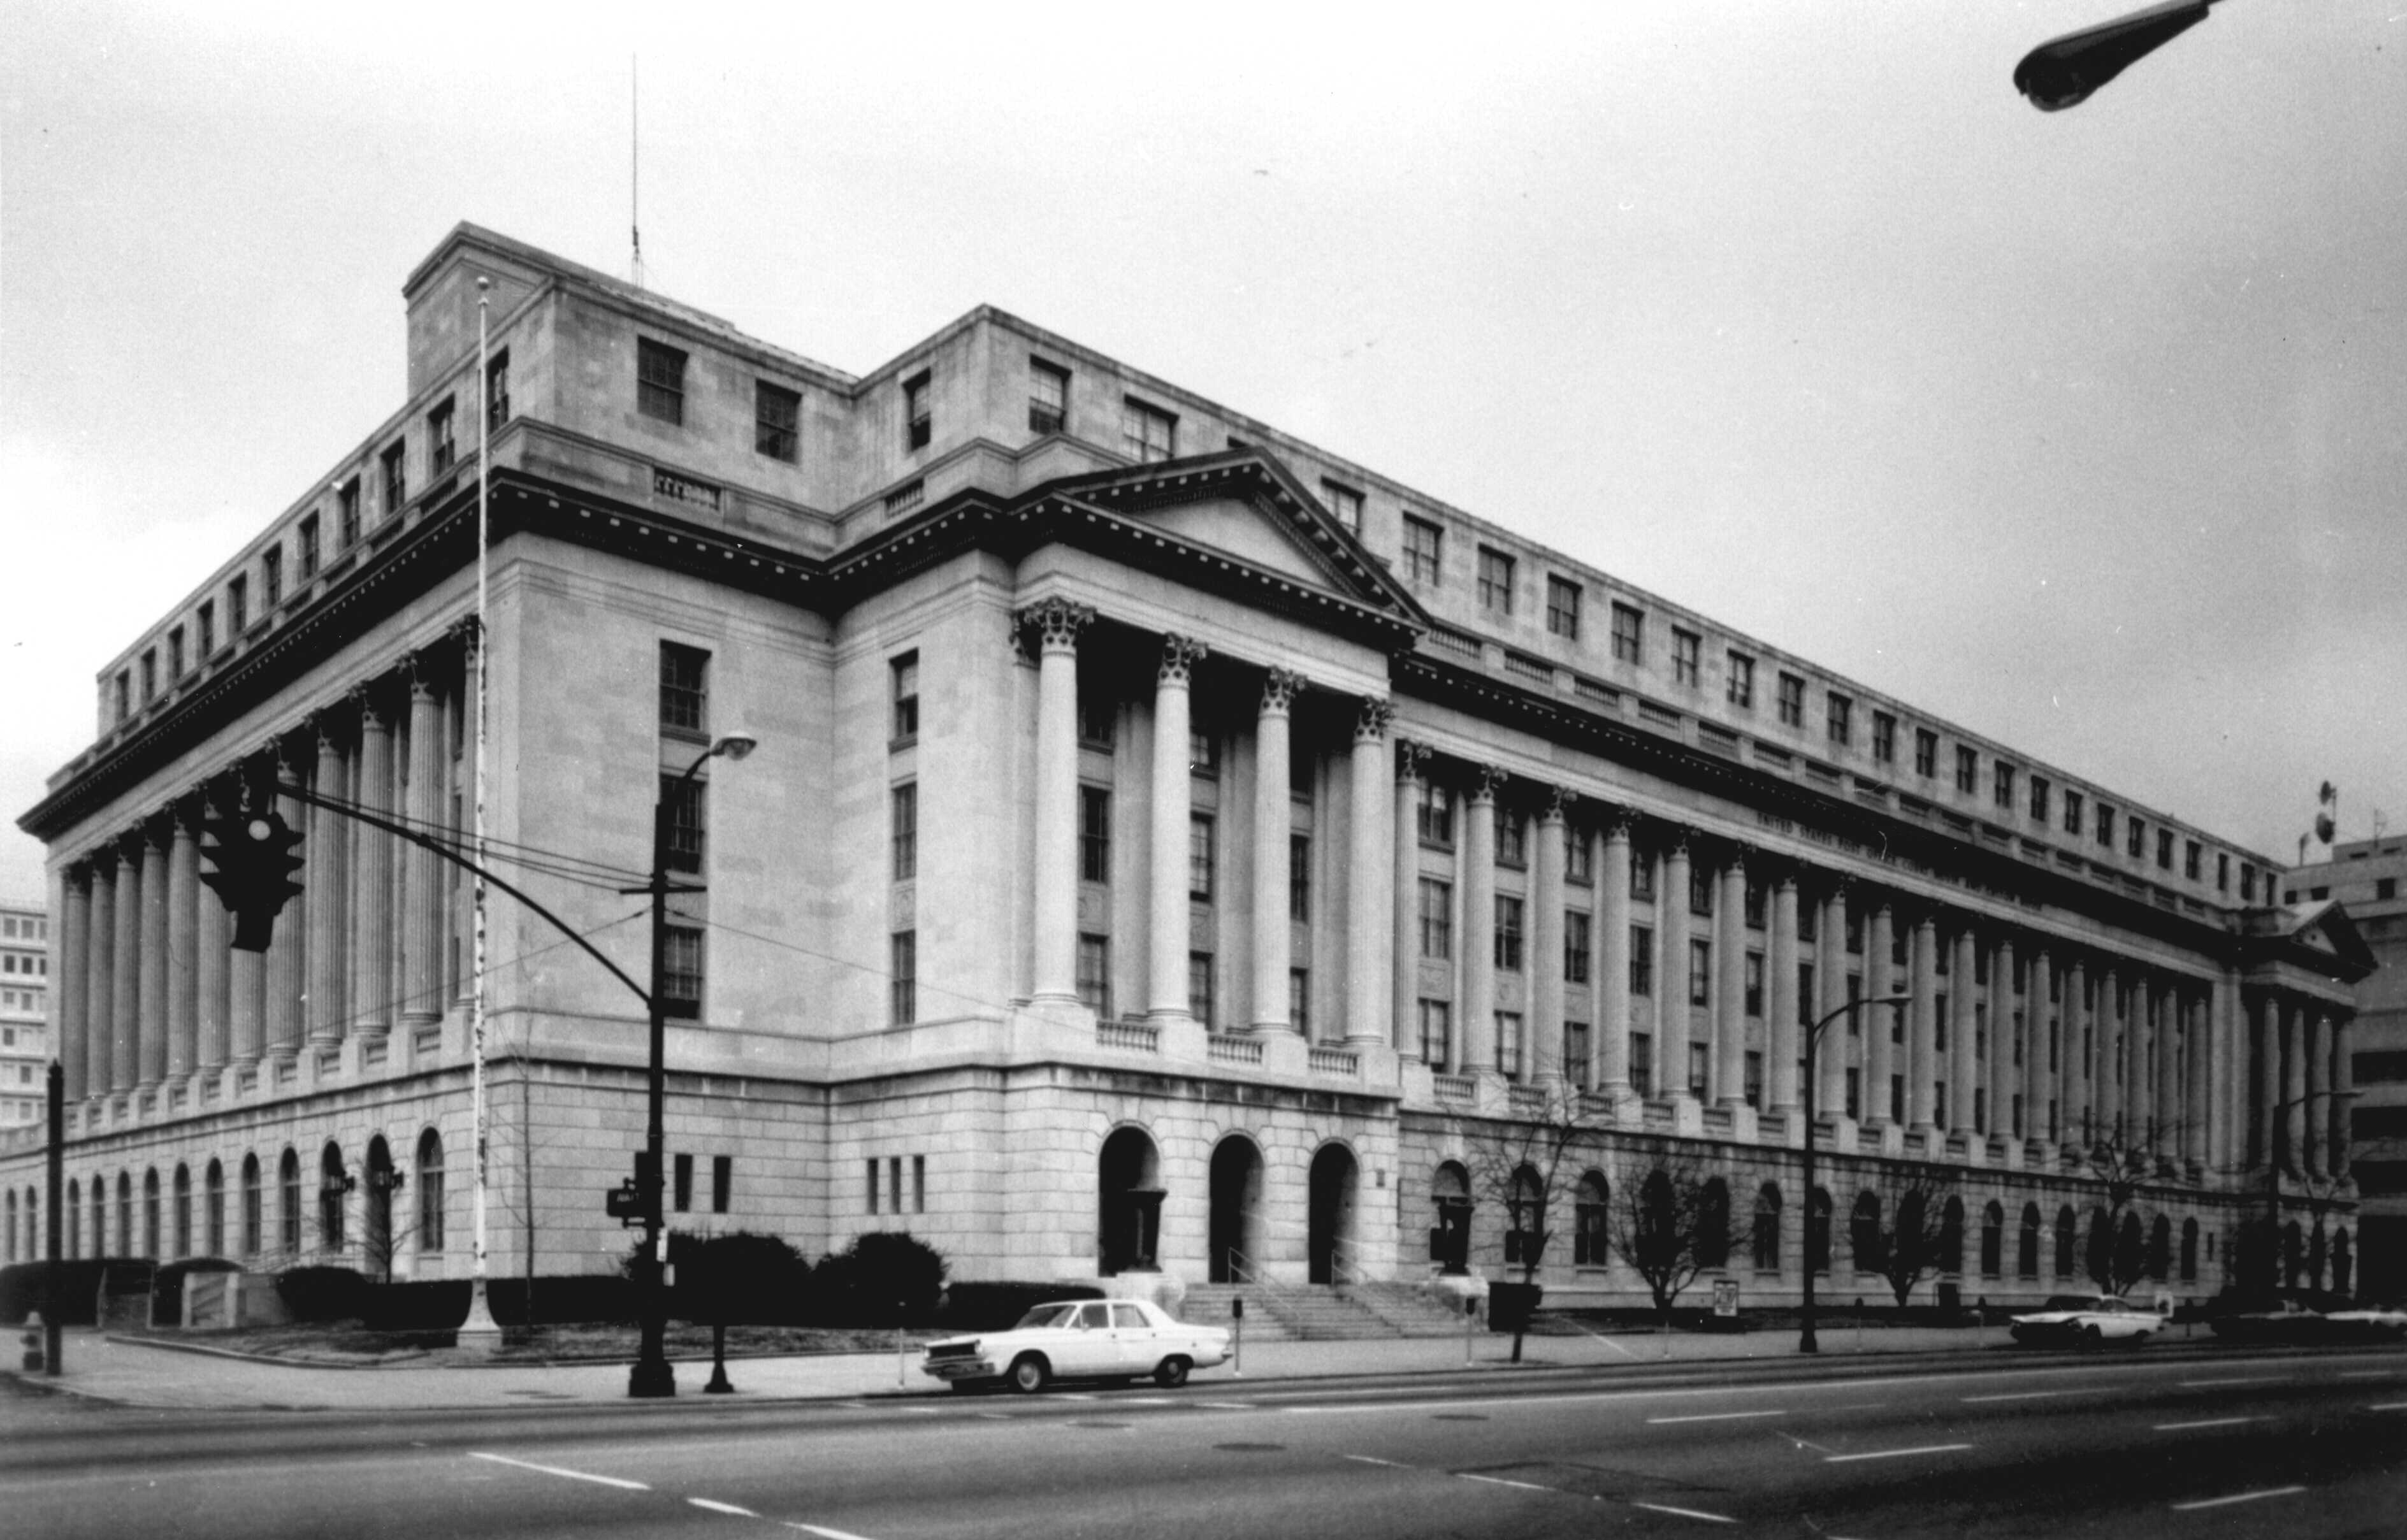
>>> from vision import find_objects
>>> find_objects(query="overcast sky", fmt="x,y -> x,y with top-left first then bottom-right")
4,1 -> 2402,907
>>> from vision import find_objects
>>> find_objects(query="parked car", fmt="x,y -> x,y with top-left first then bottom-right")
2213,1297 -> 2407,1345
2008,1294 -> 2164,1348
2322,1304 -> 2407,1342
920,1298 -> 1232,1392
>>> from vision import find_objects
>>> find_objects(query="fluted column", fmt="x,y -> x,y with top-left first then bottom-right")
1769,874 -> 1799,1111
1459,766 -> 1503,1074
2065,957 -> 2091,1140
1530,789 -> 1570,1082
2156,981 -> 2183,1160
2131,973 -> 2155,1145
1144,637 -> 1205,1022
2098,963 -> 2123,1137
451,624 -> 478,1008
1988,937 -> 2016,1139
264,754 -> 306,1061
2280,997 -> 2306,1177
1907,914 -> 1937,1131
1864,902 -> 1894,1123
137,822 -> 170,1090
1661,834 -> 1694,1104
2185,990 -> 2211,1169
1250,668 -> 1305,1033
110,838 -> 140,1093
351,689 -> 395,1040
1023,600 -> 1094,1005
1714,851 -> 1747,1106
1949,925 -> 1976,1133
1598,814 -> 1634,1100
57,866 -> 90,1101
1392,740 -> 1431,1057
1815,881 -> 1848,1116
166,805 -> 199,1081
2305,1007 -> 2331,1179
306,724 -> 348,1049
2023,947 -> 2051,1146
195,789 -> 230,1074
1345,698 -> 1394,1047
2331,1014 -> 2354,1179
401,659 -> 445,1030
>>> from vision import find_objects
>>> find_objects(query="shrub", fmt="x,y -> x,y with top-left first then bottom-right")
275,1265 -> 368,1323
811,1232 -> 948,1327
935,1281 -> 1106,1332
0,1259 -> 129,1327
676,1232 -> 811,1326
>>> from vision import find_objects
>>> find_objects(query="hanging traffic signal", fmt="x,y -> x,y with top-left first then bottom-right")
198,803 -> 307,953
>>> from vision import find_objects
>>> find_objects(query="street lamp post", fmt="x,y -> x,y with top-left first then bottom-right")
2014,0 -> 2220,112
629,731 -> 756,1400
1799,993 -> 1914,1354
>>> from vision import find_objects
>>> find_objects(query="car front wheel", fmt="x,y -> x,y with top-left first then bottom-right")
2081,1325 -> 2103,1349
1153,1356 -> 1192,1389
1008,1355 -> 1050,1393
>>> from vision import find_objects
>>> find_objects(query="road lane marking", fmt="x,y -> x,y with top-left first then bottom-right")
468,1453 -> 648,1491
2153,1417 -> 2258,1431
1197,1400 -> 1256,1409
1345,1455 -> 1412,1468
2169,1485 -> 2306,1512
1647,1410 -> 1788,1424
2340,1370 -> 2402,1379
785,1525 -> 883,1540
1630,1500 -> 1738,1523
1117,1397 -> 1176,1406
690,1499 -> 758,1516
1823,1444 -> 1972,1464
1963,1390 -> 2090,1403
1460,1473 -> 1557,1492
2369,1402 -> 2407,1412
2179,1376 -> 2287,1388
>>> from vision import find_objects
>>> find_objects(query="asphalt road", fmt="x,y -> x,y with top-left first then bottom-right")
4,1346 -> 2404,1538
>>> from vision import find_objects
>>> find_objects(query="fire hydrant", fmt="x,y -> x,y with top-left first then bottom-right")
20,1311 -> 45,1373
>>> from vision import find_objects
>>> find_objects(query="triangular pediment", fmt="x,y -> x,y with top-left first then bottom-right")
2244,898 -> 2378,982
1134,493 -> 1333,587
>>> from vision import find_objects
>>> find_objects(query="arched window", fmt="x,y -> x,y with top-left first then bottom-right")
205,1160 -> 226,1257
2017,1204 -> 2042,1279
1752,1184 -> 1782,1274
2145,1214 -> 2171,1281
1807,1188 -> 1833,1276
118,1171 -> 134,1256
2332,1227 -> 2353,1296
2085,1207 -> 2113,1289
242,1153 -> 264,1258
1938,1197 -> 1965,1277
4,1190 -> 14,1263
143,1169 -> 161,1260
1698,1178 -> 1730,1270
19,1190 -> 33,1265
1572,1172 -> 1608,1266
2115,1212 -> 2144,1292
2282,1221 -> 2303,1289
2054,1205 -> 2078,1279
66,1179 -> 80,1261
278,1149 -> 302,1257
1504,1165 -> 1546,1267
319,1142 -> 347,1251
1851,1191 -> 1883,1273
1980,1201 -> 2004,1278
2179,1218 -> 2199,1284
416,1129 -> 445,1253
173,1164 -> 192,1258
92,1174 -> 108,1258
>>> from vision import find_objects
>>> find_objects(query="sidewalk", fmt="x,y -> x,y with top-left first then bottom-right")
3,1323 -> 2020,1412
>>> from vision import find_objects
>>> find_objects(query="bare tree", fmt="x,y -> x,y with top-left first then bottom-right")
1453,1079 -> 1612,1362
1865,1171 -> 1961,1311
2077,1119 -> 2179,1298
1605,1145 -> 1719,1330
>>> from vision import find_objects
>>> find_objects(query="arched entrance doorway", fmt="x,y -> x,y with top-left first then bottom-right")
1430,1161 -> 1473,1275
1208,1135 -> 1264,1283
1306,1143 -> 1359,1285
1097,1127 -> 1163,1277
364,1136 -> 396,1282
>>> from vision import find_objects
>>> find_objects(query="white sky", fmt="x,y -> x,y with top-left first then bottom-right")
3,1 -> 2403,907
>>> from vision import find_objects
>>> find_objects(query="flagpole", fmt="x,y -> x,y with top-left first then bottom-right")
460,277 -> 500,1346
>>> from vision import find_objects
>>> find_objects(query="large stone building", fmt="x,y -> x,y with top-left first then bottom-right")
1,900 -> 48,1129
1,225 -> 2377,1309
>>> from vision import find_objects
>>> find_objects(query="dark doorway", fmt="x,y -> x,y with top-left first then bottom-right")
1429,1160 -> 1472,1276
1209,1136 -> 1264,1283
1098,1127 -> 1163,1276
1306,1144 -> 1359,1285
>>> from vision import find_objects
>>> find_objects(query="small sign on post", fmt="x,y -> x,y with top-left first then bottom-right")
1231,1296 -> 1243,1377
1713,1279 -> 1739,1318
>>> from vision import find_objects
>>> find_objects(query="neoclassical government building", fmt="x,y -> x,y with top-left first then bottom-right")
3,226 -> 2376,1310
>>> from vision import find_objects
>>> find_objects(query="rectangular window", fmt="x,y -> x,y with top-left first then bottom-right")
1955,745 -> 1978,793
1122,396 -> 1175,463
674,1154 -> 694,1213
228,574 -> 249,635
1403,516 -> 1443,584
1826,691 -> 1852,746
1188,727 -> 1219,779
1565,910 -> 1591,984
1744,1051 -> 1764,1110
1994,761 -> 2016,809
1914,728 -> 1937,777
866,1159 -> 879,1214
890,930 -> 916,1025
1744,952 -> 1765,1016
1496,1012 -> 1524,1079
904,370 -> 932,450
1547,577 -> 1582,639
712,1156 -> 732,1214
140,650 -> 156,703
2064,788 -> 2085,835
380,440 -> 406,515
912,1155 -> 925,1214
1563,1021 -> 1591,1088
2210,849 -> 2223,888
1495,808 -> 1526,868
1289,968 -> 1310,1038
1689,1042 -> 1709,1098
166,626 -> 184,679
1076,934 -> 1111,1019
2030,774 -> 2051,822
337,479 -> 360,548
1077,685 -> 1115,747
1673,629 -> 1702,686
1631,1032 -> 1654,1095
1080,788 -> 1112,883
1321,479 -> 1363,532
1777,672 -> 1805,727
661,775 -> 706,873
1689,939 -> 1712,1006
1726,652 -> 1755,709
486,348 -> 510,431
755,380 -> 801,461
1419,879 -> 1452,960
1630,844 -> 1654,901
1689,865 -> 1714,917
1188,952 -> 1215,1027
1798,963 -> 1816,1025
662,925 -> 704,1018
1630,925 -> 1653,997
1028,358 -> 1069,435
1189,813 -> 1216,900
197,601 -> 215,658
890,652 -> 919,743
428,398 -> 456,475
1845,1068 -> 1861,1119
2096,802 -> 2115,846
660,642 -> 709,738
1610,603 -> 1644,665
1565,826 -> 1592,884
1494,896 -> 1524,972
891,783 -> 918,881
1477,547 -> 1515,614
1419,1000 -> 1452,1067
2240,861 -> 2255,901
298,515 -> 320,580
2128,816 -> 2146,859
1872,711 -> 1897,764
2164,830 -> 2180,870
638,338 -> 688,425
1289,833 -> 1311,923
261,545 -> 283,610
1417,780 -> 1454,846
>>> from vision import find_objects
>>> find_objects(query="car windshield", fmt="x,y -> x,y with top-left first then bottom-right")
2040,1296 -> 2106,1311
1011,1304 -> 1082,1330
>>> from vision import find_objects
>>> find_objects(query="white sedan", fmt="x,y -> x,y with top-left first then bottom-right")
2009,1293 -> 2164,1348
921,1299 -> 1232,1392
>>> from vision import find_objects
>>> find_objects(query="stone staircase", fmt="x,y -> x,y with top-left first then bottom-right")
1347,1281 -> 1487,1339
1178,1283 -> 1294,1341
1180,1280 -> 1471,1341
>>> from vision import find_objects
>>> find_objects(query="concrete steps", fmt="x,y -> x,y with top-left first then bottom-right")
1183,1281 -> 1476,1341
1178,1283 -> 1294,1341
1347,1281 -> 1486,1339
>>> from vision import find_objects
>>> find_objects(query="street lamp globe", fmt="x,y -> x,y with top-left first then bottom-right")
711,731 -> 758,762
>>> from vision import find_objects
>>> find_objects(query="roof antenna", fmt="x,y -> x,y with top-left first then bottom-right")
630,54 -> 645,289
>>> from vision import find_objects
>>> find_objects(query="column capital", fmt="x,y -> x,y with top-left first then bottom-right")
447,614 -> 482,655
405,648 -> 443,698
1539,786 -> 1577,824
1466,763 -> 1507,805
1723,842 -> 1754,873
1156,633 -> 1208,685
1016,597 -> 1097,653
112,829 -> 145,867
1774,870 -> 1800,895
1600,806 -> 1637,842
1353,695 -> 1396,745
1664,823 -> 1695,858
1260,666 -> 1307,716
1394,737 -> 1433,785
350,680 -> 390,731
140,810 -> 175,850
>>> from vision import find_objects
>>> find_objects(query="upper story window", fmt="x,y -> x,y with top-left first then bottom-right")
2185,840 -> 2202,880
1495,807 -> 1526,868
891,782 -> 918,881
902,370 -> 933,450
261,544 -> 283,610
486,348 -> 510,432
890,652 -> 920,744
166,626 -> 184,679
1872,711 -> 1896,764
380,441 -> 407,516
228,574 -> 249,636
1417,779 -> 1454,847
1547,577 -> 1582,640
1726,651 -> 1755,709
755,381 -> 801,462
1565,824 -> 1593,883
1189,728 -> 1219,779
661,774 -> 705,874
1122,396 -> 1175,463
1321,479 -> 1363,533
2153,826 -> 2171,867
1914,728 -> 1937,778
1477,547 -> 1515,614
2239,861 -> 2256,901
113,670 -> 130,725
1776,672 -> 1805,728
1079,787 -> 1112,882
1403,516 -> 1443,585
337,479 -> 361,549
1993,761 -> 2016,810
1610,603 -> 1644,665
2215,851 -> 2229,891
659,642 -> 709,740
2095,802 -> 2115,847
428,398 -> 456,475
2029,774 -> 2051,822
298,514 -> 321,580
2127,817 -> 2146,859
140,649 -> 156,704
1673,628 -> 1702,686
2063,788 -> 2085,835
1826,691 -> 1853,746
638,338 -> 688,426
1029,358 -> 1069,435
196,600 -> 215,658
1189,814 -> 1215,900
1953,745 -> 1977,793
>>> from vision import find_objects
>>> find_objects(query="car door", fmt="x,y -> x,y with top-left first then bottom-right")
1058,1301 -> 1118,1376
1109,1302 -> 1156,1375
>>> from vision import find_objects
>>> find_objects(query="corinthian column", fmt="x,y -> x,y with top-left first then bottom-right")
1530,788 -> 1572,1082
1770,874 -> 1799,1111
1392,740 -> 1430,1058
264,752 -> 306,1062
2306,1008 -> 2331,1179
1459,766 -> 1503,1074
1022,599 -> 1094,1005
1988,936 -> 2015,1139
111,837 -> 140,1093
1146,636 -> 1206,1021
1250,668 -> 1305,1033
195,789 -> 230,1074
1661,834 -> 1694,1104
1714,851 -> 1747,1107
2185,990 -> 2211,1169
2331,1014 -> 2354,1179
352,687 -> 395,1040
401,657 -> 445,1030
58,865 -> 89,1102
1863,902 -> 1893,1123
307,723 -> 348,1049
1597,813 -> 1634,1100
1816,881 -> 1849,1116
1907,913 -> 1937,1132
2024,946 -> 2051,1148
1345,698 -> 1394,1047
1949,926 -> 1976,1133
166,805 -> 199,1081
